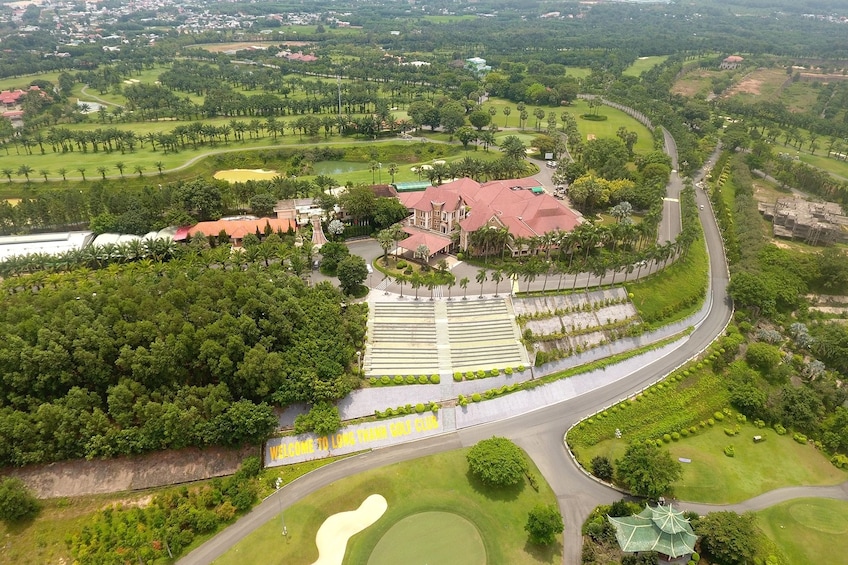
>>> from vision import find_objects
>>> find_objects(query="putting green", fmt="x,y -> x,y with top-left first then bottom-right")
787,501 -> 848,534
213,168 -> 280,182
366,512 -> 485,565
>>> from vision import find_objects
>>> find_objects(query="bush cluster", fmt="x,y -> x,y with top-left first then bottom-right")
370,374 -> 440,387
68,457 -> 262,563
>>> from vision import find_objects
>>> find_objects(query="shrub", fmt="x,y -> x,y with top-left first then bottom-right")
831,454 -> 848,469
453,372 -> 463,381
793,433 -> 807,444
724,445 -> 735,457
671,432 -> 681,441
774,423 -> 787,435
754,419 -> 765,428
458,394 -> 468,407
467,437 -> 528,487
491,368 -> 500,376
713,411 -> 725,421
689,426 -> 698,434
471,393 -> 482,402
504,367 -> 513,375
724,428 -> 737,437
418,375 -> 429,384
406,375 -> 416,384
518,365 -> 526,372
393,375 -> 404,385
680,429 -> 689,438
663,434 -> 672,443
396,260 -> 407,269
415,403 -> 425,414
430,374 -> 440,384
381,375 -> 391,385
0,478 -> 41,523
691,552 -> 699,562
476,370 -> 486,379
591,456 -> 614,481
466,371 -> 475,380
430,402 -> 439,413
368,377 -> 377,385
708,418 -> 715,426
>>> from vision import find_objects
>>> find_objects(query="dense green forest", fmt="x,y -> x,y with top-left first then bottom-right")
0,261 -> 366,467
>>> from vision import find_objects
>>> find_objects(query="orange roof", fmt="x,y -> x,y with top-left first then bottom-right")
179,218 -> 295,241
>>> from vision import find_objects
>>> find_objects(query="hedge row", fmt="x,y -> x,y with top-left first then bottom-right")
369,374 -> 441,386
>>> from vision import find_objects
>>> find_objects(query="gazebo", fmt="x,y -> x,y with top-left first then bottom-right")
607,504 -> 697,562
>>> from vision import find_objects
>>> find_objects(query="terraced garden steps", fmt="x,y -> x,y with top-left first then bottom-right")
363,296 -> 529,377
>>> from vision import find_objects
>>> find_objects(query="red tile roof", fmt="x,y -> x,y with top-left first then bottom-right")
401,177 -> 582,239
174,218 -> 296,242
399,228 -> 452,254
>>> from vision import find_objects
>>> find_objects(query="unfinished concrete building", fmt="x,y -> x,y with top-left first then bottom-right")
759,197 -> 848,245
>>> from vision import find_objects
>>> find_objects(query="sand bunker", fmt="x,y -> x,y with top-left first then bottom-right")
312,494 -> 387,565
213,169 -> 280,183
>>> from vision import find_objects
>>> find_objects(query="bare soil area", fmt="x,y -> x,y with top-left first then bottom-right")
3,445 -> 256,498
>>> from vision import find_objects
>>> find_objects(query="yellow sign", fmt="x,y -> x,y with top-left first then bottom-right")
267,414 -> 440,463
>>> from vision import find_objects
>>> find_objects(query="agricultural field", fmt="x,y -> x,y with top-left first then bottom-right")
622,56 -> 668,77
723,67 -> 791,104
671,69 -> 727,98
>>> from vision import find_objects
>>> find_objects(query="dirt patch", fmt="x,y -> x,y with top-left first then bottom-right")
731,77 -> 763,96
193,41 -> 312,53
3,445 -> 256,499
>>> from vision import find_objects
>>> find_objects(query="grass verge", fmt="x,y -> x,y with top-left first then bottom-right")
212,449 -> 561,565
625,236 -> 708,325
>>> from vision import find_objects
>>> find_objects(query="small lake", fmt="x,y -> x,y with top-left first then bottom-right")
213,169 -> 280,183
311,161 -> 370,175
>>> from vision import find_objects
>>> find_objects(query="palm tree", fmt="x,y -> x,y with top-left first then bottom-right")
387,162 -> 399,183
16,164 -> 33,183
155,161 -> 164,176
134,165 -> 144,177
411,273 -> 423,300
97,166 -> 108,180
395,273 -> 407,298
460,276 -> 470,300
476,268 -> 487,298
39,169 -> 49,182
502,106 -> 511,128
77,167 -> 86,182
57,167 -> 67,181
115,161 -> 125,177
491,269 -> 503,297
1,168 -> 12,182
446,275 -> 456,301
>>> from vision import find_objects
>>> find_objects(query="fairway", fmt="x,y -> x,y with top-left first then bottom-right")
211,449 -> 560,565
367,512 -> 485,565
577,419 -> 846,504
756,498 -> 848,564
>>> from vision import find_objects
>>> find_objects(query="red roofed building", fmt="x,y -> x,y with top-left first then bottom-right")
174,217 -> 295,247
720,55 -> 744,70
398,177 -> 583,257
0,85 -> 41,109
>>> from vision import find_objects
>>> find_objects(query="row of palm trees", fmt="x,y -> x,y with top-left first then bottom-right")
382,238 -> 683,301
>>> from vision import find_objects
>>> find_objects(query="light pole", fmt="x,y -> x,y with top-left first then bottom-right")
356,350 -> 362,374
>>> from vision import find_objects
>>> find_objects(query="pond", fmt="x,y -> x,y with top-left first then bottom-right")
311,161 -> 371,175
213,169 -> 280,183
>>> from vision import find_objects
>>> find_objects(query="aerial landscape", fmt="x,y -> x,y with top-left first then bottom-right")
0,0 -> 847,563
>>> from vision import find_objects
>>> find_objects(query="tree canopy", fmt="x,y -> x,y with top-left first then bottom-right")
466,436 -> 528,487
615,442 -> 682,499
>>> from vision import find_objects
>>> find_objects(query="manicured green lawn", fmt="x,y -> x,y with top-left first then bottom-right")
367,511 -> 485,565
756,498 -> 848,565
212,449 -> 561,565
578,422 -> 845,504
623,56 -> 669,77
0,71 -> 64,91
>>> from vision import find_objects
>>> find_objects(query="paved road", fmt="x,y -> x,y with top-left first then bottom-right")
180,154 -> 739,565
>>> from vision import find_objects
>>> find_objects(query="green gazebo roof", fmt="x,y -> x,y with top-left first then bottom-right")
608,505 -> 697,559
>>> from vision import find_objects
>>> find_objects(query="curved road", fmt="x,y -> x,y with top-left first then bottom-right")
180,164 -> 742,565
